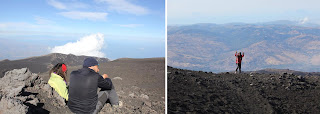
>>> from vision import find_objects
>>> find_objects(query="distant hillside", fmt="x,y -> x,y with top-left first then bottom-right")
168,22 -> 320,72
0,53 -> 109,77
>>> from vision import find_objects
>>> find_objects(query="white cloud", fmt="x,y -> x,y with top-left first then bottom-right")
265,57 -> 285,65
96,0 -> 149,15
0,24 -> 5,28
300,17 -> 309,24
0,22 -> 63,31
47,0 -> 88,10
34,16 -> 54,25
47,0 -> 108,21
119,24 -> 143,28
59,11 -> 108,21
51,33 -> 106,57
68,2 -> 89,9
47,0 -> 67,10
311,55 -> 320,65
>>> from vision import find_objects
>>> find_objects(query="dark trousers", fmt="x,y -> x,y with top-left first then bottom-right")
236,63 -> 241,73
93,87 -> 119,114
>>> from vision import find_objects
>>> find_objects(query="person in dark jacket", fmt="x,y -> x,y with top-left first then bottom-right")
68,57 -> 119,114
235,51 -> 244,74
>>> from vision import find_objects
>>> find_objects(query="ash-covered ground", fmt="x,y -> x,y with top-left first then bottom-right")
0,56 -> 164,114
168,66 -> 320,113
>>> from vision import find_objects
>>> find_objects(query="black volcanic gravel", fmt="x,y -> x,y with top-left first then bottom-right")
168,66 -> 320,113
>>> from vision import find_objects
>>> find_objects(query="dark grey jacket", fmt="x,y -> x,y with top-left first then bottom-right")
68,67 -> 112,114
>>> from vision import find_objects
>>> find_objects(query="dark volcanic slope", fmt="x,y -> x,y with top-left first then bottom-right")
252,68 -> 320,76
168,66 -> 320,113
0,52 -> 164,113
100,58 -> 165,98
0,53 -> 109,78
39,57 -> 165,113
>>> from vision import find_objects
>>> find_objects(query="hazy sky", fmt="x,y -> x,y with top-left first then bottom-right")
168,0 -> 320,25
0,0 -> 165,60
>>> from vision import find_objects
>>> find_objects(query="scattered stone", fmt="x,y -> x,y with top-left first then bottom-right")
118,90 -> 125,95
140,94 -> 149,99
129,93 -> 135,98
168,66 -> 320,113
143,101 -> 152,107
119,101 -> 123,107
26,98 -> 39,106
0,96 -> 28,114
175,71 -> 179,74
285,87 -> 290,90
297,75 -> 305,82
113,77 -> 123,80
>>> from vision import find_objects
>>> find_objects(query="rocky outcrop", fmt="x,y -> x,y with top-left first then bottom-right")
0,68 -> 42,113
0,66 -> 165,114
0,68 -> 69,114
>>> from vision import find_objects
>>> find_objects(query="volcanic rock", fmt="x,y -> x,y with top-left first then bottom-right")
0,57 -> 165,113
168,66 -> 320,113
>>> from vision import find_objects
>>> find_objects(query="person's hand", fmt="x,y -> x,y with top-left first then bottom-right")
102,74 -> 108,79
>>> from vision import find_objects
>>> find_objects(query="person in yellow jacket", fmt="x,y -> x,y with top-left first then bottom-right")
48,63 -> 69,101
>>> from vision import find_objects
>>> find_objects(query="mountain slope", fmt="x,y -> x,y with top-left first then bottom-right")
0,53 -> 109,78
168,66 -> 320,113
0,54 -> 165,113
168,22 -> 320,72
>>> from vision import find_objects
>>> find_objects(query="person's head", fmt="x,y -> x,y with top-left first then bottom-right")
239,52 -> 241,55
50,63 -> 67,81
83,57 -> 99,73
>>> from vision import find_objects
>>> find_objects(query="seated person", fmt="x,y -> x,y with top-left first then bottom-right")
48,63 -> 69,101
68,57 -> 119,114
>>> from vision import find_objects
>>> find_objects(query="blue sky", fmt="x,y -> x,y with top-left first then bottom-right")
168,0 -> 320,25
0,0 -> 165,60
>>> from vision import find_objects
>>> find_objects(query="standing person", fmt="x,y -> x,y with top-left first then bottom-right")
48,63 -> 69,101
235,51 -> 244,74
68,57 -> 119,114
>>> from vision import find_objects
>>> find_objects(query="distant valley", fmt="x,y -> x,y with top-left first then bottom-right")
168,21 -> 320,72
